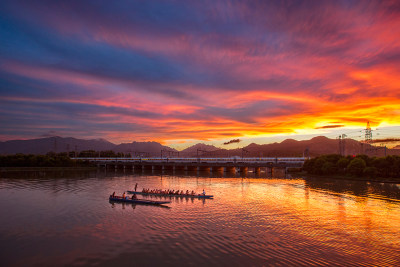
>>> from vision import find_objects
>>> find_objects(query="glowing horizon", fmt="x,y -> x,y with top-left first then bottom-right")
1,1 -> 400,148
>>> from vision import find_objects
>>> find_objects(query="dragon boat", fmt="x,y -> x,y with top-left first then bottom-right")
109,195 -> 171,205
127,191 -> 214,199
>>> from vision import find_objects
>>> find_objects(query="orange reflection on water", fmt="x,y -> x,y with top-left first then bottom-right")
236,178 -> 400,265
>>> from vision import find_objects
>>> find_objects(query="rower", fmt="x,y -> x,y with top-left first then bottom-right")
122,192 -> 126,199
131,194 -> 137,200
112,192 -> 115,197
202,189 -> 206,195
134,183 -> 138,191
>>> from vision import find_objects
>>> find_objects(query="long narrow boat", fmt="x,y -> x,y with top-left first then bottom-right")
127,191 -> 214,199
109,196 -> 171,205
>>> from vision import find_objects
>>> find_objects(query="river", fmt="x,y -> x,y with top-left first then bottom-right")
1,169 -> 399,266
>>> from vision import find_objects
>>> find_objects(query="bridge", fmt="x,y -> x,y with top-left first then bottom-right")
73,157 -> 306,174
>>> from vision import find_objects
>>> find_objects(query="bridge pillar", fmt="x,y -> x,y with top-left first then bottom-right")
197,166 -> 201,172
184,166 -> 188,171
211,166 -> 223,172
224,166 -> 235,172
152,165 -> 155,171
162,165 -> 165,171
254,167 -> 260,173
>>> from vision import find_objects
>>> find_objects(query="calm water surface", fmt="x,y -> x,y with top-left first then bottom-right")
1,170 -> 400,266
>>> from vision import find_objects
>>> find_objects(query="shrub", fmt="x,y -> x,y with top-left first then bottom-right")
321,162 -> 336,175
363,167 -> 377,178
347,158 -> 366,176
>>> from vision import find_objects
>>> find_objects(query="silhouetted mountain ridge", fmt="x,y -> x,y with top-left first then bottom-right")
1,136 -> 399,157
0,136 -> 115,155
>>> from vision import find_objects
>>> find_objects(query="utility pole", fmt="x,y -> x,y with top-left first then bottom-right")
365,121 -> 372,143
337,134 -> 347,156
303,148 -> 309,158
341,134 -> 347,156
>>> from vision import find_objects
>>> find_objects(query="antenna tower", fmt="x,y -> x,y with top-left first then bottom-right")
365,121 -> 372,143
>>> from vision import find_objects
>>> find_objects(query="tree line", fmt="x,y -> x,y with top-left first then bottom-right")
0,152 -> 93,167
303,154 -> 400,179
76,150 -> 130,158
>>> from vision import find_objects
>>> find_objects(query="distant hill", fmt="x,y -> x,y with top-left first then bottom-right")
180,143 -> 220,157
1,136 -> 399,157
0,137 -> 175,156
114,141 -> 177,157
188,136 -> 400,157
0,136 -> 115,155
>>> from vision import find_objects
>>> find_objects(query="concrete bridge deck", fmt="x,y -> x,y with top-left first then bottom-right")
73,157 -> 306,173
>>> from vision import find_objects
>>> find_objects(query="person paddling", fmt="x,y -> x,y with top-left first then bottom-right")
202,189 -> 206,195
134,183 -> 138,191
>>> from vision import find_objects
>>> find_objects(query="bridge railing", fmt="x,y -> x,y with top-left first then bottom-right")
71,157 -> 306,164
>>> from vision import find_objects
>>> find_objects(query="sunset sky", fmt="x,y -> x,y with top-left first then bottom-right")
1,0 -> 400,149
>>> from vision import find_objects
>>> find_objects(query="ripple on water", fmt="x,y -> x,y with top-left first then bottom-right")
0,172 -> 400,266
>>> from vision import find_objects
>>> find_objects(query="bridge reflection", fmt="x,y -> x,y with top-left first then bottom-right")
74,157 -> 306,175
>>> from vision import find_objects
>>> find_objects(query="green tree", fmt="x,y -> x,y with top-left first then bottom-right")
337,158 -> 349,173
363,167 -> 377,178
313,158 -> 327,175
371,157 -> 390,177
321,161 -> 336,175
302,158 -> 315,173
347,158 -> 366,176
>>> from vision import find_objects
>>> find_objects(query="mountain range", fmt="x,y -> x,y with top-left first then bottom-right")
0,136 -> 399,157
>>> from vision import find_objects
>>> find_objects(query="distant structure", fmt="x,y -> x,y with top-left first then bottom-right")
303,148 -> 309,158
161,149 -> 179,158
337,134 -> 347,156
365,121 -> 372,143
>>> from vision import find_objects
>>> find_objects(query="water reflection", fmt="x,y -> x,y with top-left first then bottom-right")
303,176 -> 400,202
0,170 -> 399,266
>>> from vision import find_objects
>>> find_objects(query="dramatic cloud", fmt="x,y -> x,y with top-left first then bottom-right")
223,139 -> 241,145
1,0 -> 400,147
371,138 -> 400,143
315,125 -> 344,129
